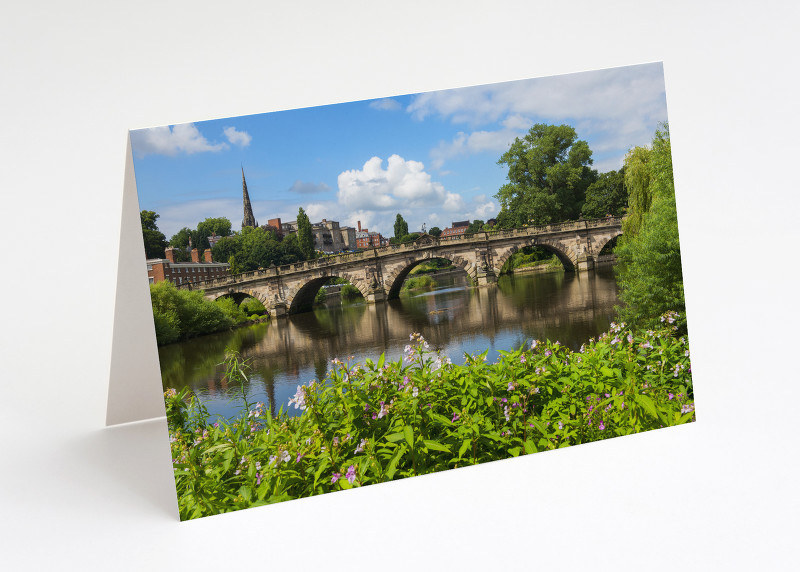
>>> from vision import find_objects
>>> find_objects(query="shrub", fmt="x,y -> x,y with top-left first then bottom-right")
167,312 -> 694,519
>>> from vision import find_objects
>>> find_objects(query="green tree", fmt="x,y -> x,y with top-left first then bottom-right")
394,213 -> 409,239
614,124 -> 684,326
581,169 -> 627,219
466,220 -> 485,234
196,217 -> 233,249
297,207 -> 315,259
621,146 -> 654,237
429,226 -> 442,237
141,210 -> 168,259
495,124 -> 597,226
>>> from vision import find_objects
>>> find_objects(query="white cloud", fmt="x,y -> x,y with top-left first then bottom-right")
410,63 -> 668,171
337,155 -> 464,211
131,123 -> 229,157
431,128 -> 520,170
288,180 -> 330,194
369,98 -> 402,111
223,126 -> 252,147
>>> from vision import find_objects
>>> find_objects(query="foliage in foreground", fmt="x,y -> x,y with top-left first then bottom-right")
150,281 -> 264,345
167,312 -> 694,520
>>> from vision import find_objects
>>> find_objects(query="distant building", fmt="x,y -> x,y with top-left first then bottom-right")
355,220 -> 384,248
147,246 -> 229,285
441,220 -> 470,238
283,218 -> 357,253
263,218 -> 283,238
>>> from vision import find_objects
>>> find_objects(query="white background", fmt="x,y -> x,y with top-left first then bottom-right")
2,1 -> 798,570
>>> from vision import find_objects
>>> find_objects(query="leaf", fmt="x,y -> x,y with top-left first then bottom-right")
238,485 -> 252,503
403,425 -> 414,448
423,439 -> 451,453
524,439 -> 537,454
634,393 -> 658,419
378,353 -> 386,369
508,447 -> 521,457
458,439 -> 471,459
385,431 -> 405,443
386,445 -> 407,479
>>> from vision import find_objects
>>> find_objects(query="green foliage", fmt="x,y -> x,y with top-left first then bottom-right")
409,259 -> 453,276
340,283 -> 361,299
615,124 -> 684,327
150,281 -> 234,345
141,210 -> 168,259
166,315 -> 694,520
399,232 -> 421,244
401,275 -> 436,293
240,297 -> 266,315
211,226 -> 307,273
495,124 -> 597,226
502,247 -> 563,273
394,213 -> 409,239
297,208 -> 315,260
581,169 -> 627,219
170,217 -> 233,259
429,226 -> 442,237
214,296 -> 248,323
466,220 -> 485,234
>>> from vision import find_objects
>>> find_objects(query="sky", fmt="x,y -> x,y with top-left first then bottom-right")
131,62 -> 668,240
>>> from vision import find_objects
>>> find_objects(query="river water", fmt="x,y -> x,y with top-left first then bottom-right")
158,266 -> 619,421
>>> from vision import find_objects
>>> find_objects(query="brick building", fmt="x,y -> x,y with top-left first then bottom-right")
147,246 -> 230,285
440,220 -> 470,238
355,220 -> 384,248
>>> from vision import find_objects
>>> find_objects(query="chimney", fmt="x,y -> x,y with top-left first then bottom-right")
204,249 -> 212,263
165,247 -> 175,263
358,220 -> 362,232
191,248 -> 200,263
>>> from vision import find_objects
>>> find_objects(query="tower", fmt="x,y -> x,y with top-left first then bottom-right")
241,167 -> 257,229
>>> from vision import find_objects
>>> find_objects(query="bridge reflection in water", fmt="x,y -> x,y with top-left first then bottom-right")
158,267 -> 619,420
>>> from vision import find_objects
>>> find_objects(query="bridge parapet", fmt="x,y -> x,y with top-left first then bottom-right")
176,217 -> 623,295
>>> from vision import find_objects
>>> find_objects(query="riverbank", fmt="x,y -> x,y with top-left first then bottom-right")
166,311 -> 694,520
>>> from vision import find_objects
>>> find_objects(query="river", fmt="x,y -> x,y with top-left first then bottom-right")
158,266 -> 619,421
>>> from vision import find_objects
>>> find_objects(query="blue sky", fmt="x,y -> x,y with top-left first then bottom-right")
131,62 -> 668,240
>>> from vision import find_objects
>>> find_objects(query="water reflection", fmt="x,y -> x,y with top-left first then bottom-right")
158,268 -> 619,421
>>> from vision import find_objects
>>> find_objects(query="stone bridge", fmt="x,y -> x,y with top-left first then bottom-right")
179,217 -> 622,316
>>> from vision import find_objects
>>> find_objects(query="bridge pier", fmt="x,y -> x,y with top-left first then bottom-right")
475,269 -> 497,286
575,255 -> 595,271
365,288 -> 387,304
268,302 -> 288,318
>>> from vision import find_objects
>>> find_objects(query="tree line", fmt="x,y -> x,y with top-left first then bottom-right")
141,207 -> 317,272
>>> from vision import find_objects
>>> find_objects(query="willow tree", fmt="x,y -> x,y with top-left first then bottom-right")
614,123 -> 684,326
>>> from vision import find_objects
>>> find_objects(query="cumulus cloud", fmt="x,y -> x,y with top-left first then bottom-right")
223,126 -> 252,147
131,123 -> 229,157
409,63 -> 668,170
369,98 -> 402,111
337,155 -> 465,212
288,180 -> 331,194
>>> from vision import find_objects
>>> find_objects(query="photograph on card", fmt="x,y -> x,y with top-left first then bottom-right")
132,62 -> 694,520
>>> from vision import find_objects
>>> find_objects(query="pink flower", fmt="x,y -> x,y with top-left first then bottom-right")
346,465 -> 357,484
599,421 -> 605,430
331,472 -> 341,484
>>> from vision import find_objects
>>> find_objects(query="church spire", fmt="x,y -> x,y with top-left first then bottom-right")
241,166 -> 257,229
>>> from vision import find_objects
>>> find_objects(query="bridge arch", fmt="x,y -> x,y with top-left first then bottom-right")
495,240 -> 576,273
209,287 -> 270,307
384,252 -> 474,299
286,272 -> 369,314
592,229 -> 623,255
